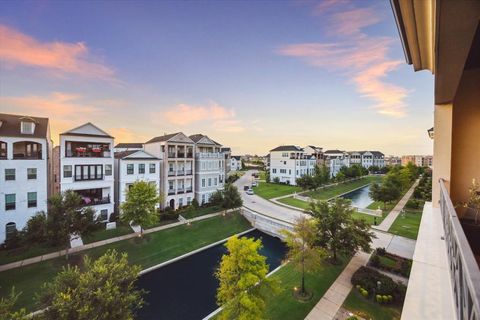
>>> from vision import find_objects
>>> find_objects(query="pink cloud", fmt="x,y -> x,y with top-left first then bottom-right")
163,102 -> 236,126
277,4 -> 408,117
0,24 -> 114,79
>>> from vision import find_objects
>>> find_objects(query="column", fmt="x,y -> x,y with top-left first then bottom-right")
432,103 -> 452,208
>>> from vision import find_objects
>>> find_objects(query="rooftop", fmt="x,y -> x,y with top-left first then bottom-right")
0,113 -> 49,139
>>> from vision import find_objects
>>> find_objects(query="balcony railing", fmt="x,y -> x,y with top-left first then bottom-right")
177,170 -> 185,175
185,187 -> 193,193
168,171 -> 175,176
177,188 -> 184,194
185,170 -> 193,175
168,152 -> 176,158
177,153 -> 185,158
81,196 -> 110,207
196,152 -> 223,159
13,152 -> 43,160
439,179 -> 480,320
186,153 -> 193,158
168,189 -> 175,195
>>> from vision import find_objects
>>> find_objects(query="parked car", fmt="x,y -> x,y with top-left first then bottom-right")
244,185 -> 250,191
246,188 -> 254,195
251,181 -> 258,187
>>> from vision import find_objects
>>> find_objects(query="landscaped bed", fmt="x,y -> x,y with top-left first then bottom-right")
343,288 -> 403,320
0,213 -> 252,312
368,248 -> 412,278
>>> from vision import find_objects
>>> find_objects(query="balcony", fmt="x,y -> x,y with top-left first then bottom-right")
186,153 -> 193,158
177,188 -> 184,194
168,152 -> 176,158
65,141 -> 111,158
196,152 -> 223,159
185,187 -> 193,193
168,171 -> 175,176
76,189 -> 110,206
12,141 -> 42,159
168,189 -> 175,195
185,170 -> 193,175
177,170 -> 185,176
177,152 -> 185,158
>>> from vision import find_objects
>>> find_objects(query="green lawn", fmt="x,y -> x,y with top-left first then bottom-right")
306,176 -> 382,201
378,255 -> 398,269
0,213 -> 252,312
388,209 -> 423,240
181,205 -> 222,219
82,223 -> 134,244
352,212 -> 384,226
265,257 -> 350,319
343,288 -> 403,320
253,182 -> 301,199
0,243 -> 63,266
277,196 -> 311,209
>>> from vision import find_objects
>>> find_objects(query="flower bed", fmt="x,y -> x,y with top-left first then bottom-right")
368,248 -> 412,277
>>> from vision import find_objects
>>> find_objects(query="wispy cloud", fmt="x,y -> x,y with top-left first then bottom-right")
0,24 -> 115,80
278,2 -> 408,117
161,102 -> 246,132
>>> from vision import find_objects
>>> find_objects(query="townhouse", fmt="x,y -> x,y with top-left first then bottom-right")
144,132 -> 195,210
220,147 -> 231,176
0,114 -> 52,243
323,150 -> 350,177
59,123 -> 115,221
190,134 -> 225,205
269,145 -> 316,185
113,150 -> 161,213
230,156 -> 242,171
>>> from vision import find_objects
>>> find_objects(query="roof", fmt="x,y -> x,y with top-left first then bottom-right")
221,147 -> 231,152
232,156 -> 241,160
371,151 -> 385,157
60,122 -> 113,138
0,113 -> 49,139
145,132 -> 181,143
189,134 -> 222,146
270,145 -> 303,152
324,149 -> 345,154
114,150 -> 159,160
114,143 -> 144,149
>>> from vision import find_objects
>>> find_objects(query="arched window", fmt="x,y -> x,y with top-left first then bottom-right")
0,141 -> 6,159
5,222 -> 16,239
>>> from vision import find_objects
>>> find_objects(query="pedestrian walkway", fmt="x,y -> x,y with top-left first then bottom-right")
374,179 -> 419,231
0,210 -> 226,272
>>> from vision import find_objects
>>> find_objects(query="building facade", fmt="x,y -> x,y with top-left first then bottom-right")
0,114 -> 52,243
59,123 -> 115,222
230,156 -> 242,171
113,143 -> 144,153
144,132 -> 195,210
269,145 -> 316,185
113,150 -> 161,213
190,134 -> 225,205
221,147 -> 231,176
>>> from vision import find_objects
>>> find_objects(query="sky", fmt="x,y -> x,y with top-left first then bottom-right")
0,0 -> 434,156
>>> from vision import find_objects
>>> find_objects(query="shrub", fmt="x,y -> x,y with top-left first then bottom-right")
191,198 -> 199,209
355,284 -> 361,290
3,230 -> 25,250
387,295 -> 393,302
370,254 -> 380,267
109,211 -> 119,222
346,316 -> 358,320
400,259 -> 412,277
361,289 -> 369,297
273,177 -> 280,184
376,247 -> 386,256
376,295 -> 383,303
351,266 -> 407,303
24,212 -> 48,244
406,199 -> 421,209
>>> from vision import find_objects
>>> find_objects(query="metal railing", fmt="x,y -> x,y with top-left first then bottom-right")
168,189 -> 175,195
439,179 -> 480,320
185,170 -> 193,175
168,171 -> 175,176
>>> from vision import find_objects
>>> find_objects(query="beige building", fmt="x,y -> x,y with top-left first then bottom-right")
392,0 -> 480,319
401,155 -> 432,168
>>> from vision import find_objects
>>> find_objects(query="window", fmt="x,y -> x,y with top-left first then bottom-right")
27,192 -> 37,208
5,194 -> 15,210
149,163 -> 156,173
208,178 -> 212,187
139,164 -> 145,174
202,179 -> 206,187
179,198 -> 183,207
74,165 -> 103,181
272,169 -> 277,173
5,222 -> 16,239
99,209 -> 108,221
5,169 -> 15,181
214,178 -> 217,186
21,121 -> 35,134
127,164 -> 134,174
187,197 -> 192,205
105,165 -> 112,176
64,165 -> 72,178
0,141 -> 6,158
27,168 -> 37,180
202,194 -> 206,205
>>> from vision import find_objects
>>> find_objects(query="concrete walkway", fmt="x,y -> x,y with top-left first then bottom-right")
0,211 -> 225,272
374,179 -> 419,232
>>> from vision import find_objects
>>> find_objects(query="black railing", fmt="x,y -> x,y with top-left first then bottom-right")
168,189 -> 175,195
439,179 -> 480,320
186,153 -> 193,158
177,153 -> 185,158
168,152 -> 176,158
13,151 -> 42,160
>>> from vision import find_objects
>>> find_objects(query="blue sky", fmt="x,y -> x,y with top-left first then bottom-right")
0,0 -> 433,155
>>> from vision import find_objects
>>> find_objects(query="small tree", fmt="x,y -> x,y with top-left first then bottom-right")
335,171 -> 346,183
296,174 -> 315,191
209,190 -> 224,207
121,181 -> 160,236
310,198 -> 375,263
0,288 -> 28,320
222,184 -> 243,215
191,198 -> 200,209
23,212 -> 48,244
37,250 -> 144,320
282,217 -> 325,298
216,236 -> 280,320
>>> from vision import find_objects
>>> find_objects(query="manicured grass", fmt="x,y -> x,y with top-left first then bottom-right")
367,200 -> 396,212
277,196 -> 311,210
378,255 -> 397,269
181,205 -> 222,219
0,243 -> 63,266
306,176 -> 382,201
343,288 -> 403,320
253,182 -> 301,199
0,213 -> 252,312
352,212 -> 384,226
82,223 -> 133,244
265,257 -> 350,319
259,170 -> 267,180
388,209 -> 423,240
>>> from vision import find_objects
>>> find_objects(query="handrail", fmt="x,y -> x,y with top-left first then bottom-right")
439,179 -> 480,320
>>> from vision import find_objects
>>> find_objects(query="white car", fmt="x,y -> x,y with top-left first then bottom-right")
246,188 -> 254,195
251,181 -> 258,187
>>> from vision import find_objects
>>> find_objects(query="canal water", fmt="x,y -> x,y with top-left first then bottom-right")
340,185 -> 374,208
136,229 -> 287,320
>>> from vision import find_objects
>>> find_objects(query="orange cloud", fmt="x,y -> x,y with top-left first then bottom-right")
0,24 -> 114,79
163,102 -> 236,126
108,127 -> 149,143
277,4 -> 408,117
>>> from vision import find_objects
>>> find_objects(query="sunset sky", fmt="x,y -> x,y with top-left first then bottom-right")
0,0 -> 434,155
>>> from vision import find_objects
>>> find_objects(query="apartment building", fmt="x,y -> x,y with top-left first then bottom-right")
323,150 -> 349,177
59,123 -> 115,222
144,132 -> 194,210
113,150 -> 161,213
230,156 -> 242,171
385,155 -> 401,166
0,114 -> 52,243
401,155 -> 433,167
269,145 -> 316,185
190,134 -> 225,205
304,145 -> 324,166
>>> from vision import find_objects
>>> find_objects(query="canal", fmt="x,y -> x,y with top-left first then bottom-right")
340,185 -> 374,208
136,229 -> 287,320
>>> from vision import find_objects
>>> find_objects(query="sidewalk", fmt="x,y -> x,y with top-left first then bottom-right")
0,211 -> 225,272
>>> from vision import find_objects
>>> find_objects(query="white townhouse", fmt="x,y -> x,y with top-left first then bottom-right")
323,150 -> 350,177
144,132 -> 194,210
113,143 -> 144,153
269,145 -> 316,185
230,156 -> 242,171
190,134 -> 225,205
113,150 -> 161,213
0,114 -> 52,243
221,147 -> 232,176
59,123 -> 115,222
370,151 -> 385,168
349,151 -> 385,168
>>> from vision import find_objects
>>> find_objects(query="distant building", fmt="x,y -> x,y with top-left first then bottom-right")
269,145 -> 316,185
113,143 -> 144,152
231,156 -> 242,171
385,155 -> 401,166
401,155 -> 433,168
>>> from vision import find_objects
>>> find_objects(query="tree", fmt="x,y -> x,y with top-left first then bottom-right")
335,171 -> 346,183
369,182 -> 388,209
209,190 -> 224,206
216,236 -> 280,320
120,181 -> 160,236
24,211 -> 47,244
222,184 -> 243,214
46,191 -> 98,255
37,250 -> 144,320
296,174 -> 315,191
282,217 -> 325,297
265,170 -> 270,183
0,288 -> 28,320
310,198 -> 375,263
